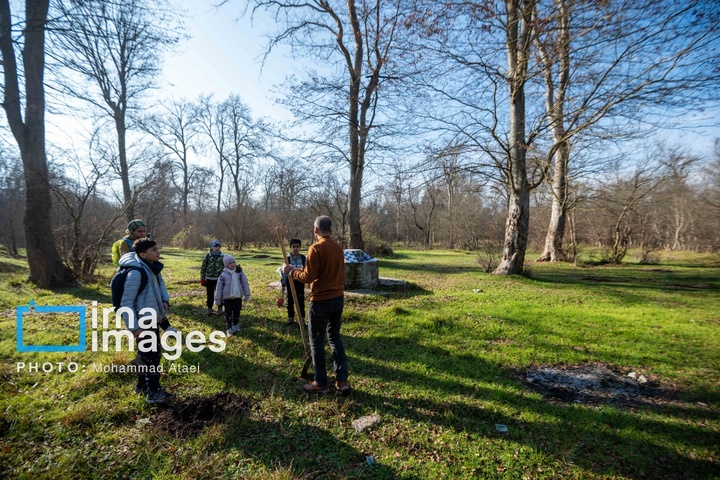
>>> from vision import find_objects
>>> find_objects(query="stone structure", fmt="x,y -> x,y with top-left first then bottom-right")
343,249 -> 378,290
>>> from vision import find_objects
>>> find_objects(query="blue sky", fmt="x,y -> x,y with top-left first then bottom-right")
40,1 -> 718,163
159,1 -> 293,122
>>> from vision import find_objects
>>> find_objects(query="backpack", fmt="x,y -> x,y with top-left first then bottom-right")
111,237 -> 134,266
110,266 -> 148,311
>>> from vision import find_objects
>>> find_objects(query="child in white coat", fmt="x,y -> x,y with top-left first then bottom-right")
214,254 -> 250,337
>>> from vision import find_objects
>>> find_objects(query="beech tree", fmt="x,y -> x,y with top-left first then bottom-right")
407,0 -> 543,273
0,0 -> 73,286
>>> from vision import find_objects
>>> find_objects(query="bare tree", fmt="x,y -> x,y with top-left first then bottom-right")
591,161 -> 667,264
221,96 -> 264,209
50,0 -> 182,220
408,177 -> 442,248
411,0 -> 542,273
238,0 -> 410,250
495,0 -> 540,274
49,148 -> 128,279
196,95 -> 266,221
0,148 -> 24,256
141,98 -> 200,228
534,0 -> 720,262
0,0 -> 73,286
263,156 -> 313,236
196,94 -> 228,217
133,157 -> 180,238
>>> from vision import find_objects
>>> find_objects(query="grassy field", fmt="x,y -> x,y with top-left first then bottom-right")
0,247 -> 718,479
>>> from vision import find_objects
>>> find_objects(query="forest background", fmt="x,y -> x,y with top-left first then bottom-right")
0,0 -> 719,285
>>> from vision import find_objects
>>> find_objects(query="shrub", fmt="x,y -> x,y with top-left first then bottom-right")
363,234 -> 394,257
476,242 -> 501,272
171,226 -> 210,250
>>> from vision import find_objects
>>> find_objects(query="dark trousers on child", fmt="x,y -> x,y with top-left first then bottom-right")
135,328 -> 161,393
286,280 -> 305,320
205,279 -> 219,309
224,297 -> 243,329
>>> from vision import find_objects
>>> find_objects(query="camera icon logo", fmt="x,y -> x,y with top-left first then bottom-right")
16,300 -> 87,353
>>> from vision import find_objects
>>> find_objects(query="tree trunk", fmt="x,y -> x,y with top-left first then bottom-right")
347,88 -> 364,249
495,0 -> 535,275
495,188 -> 530,274
0,0 -> 73,287
537,143 -> 569,261
114,112 -> 134,220
346,0 -> 365,250
348,161 -> 364,249
535,0 -> 570,262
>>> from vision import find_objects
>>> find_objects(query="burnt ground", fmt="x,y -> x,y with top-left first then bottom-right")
516,362 -> 683,407
152,392 -> 252,437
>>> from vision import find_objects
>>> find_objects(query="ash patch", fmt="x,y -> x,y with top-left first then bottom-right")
519,363 -> 679,407
153,392 -> 251,437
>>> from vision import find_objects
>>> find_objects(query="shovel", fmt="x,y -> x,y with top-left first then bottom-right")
276,227 -> 313,379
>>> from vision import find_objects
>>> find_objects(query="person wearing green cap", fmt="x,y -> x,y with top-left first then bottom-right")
112,219 -> 148,266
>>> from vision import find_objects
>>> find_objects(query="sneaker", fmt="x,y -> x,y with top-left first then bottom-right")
232,324 -> 241,333
207,308 -> 214,316
134,384 -> 147,395
146,388 -> 174,405
156,386 -> 175,399
226,328 -> 234,338
303,381 -> 330,394
335,381 -> 351,395
285,317 -> 295,326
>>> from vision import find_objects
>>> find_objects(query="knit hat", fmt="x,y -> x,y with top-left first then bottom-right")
223,254 -> 236,267
210,239 -> 221,249
126,219 -> 146,234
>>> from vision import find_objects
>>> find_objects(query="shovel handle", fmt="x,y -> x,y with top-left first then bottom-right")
276,226 -> 311,359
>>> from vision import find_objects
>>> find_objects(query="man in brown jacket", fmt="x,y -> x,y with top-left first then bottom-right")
283,215 -> 349,394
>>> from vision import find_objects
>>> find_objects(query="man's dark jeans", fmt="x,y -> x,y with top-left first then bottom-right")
308,295 -> 347,386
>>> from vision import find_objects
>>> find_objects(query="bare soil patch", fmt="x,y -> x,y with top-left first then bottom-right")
153,392 -> 251,437
517,362 -> 681,407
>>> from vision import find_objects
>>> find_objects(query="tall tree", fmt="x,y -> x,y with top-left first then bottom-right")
51,0 -> 181,220
534,0 -> 720,262
0,0 -> 73,286
495,0 -> 539,274
141,98 -> 200,228
196,94 -> 228,217
240,0 -> 408,249
0,147 -> 24,256
409,0 -> 543,274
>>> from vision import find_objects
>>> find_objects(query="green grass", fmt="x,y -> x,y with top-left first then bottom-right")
1,247 -> 718,479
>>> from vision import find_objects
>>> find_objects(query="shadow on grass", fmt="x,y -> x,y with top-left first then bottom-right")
175,312 -> 719,479
380,259 -> 483,276
0,259 -> 26,274
344,334 -> 719,479
531,264 -> 719,289
223,417 -> 403,479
